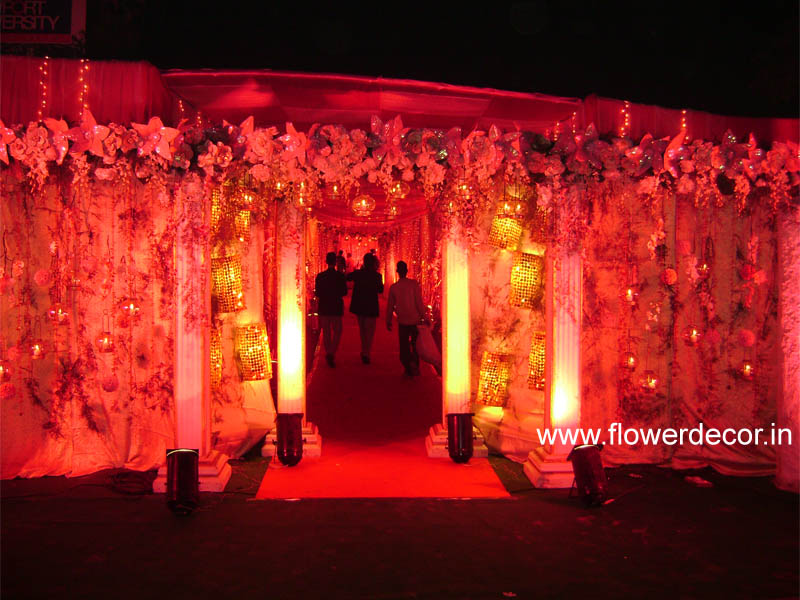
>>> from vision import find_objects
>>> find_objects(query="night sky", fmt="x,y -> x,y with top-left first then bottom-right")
83,0 -> 799,119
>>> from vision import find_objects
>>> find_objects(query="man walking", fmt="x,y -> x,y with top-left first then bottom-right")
315,252 -> 348,367
386,261 -> 427,377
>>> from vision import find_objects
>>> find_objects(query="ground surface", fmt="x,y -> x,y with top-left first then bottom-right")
3,298 -> 798,599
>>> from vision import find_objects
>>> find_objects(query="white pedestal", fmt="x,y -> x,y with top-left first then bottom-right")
153,450 -> 232,493
523,446 -> 574,488
425,423 -> 489,459
261,422 -> 322,459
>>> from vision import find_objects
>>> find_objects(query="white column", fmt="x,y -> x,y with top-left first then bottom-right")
155,179 -> 231,492
276,203 -> 306,415
524,248 -> 582,487
427,227 -> 488,457
777,210 -> 800,492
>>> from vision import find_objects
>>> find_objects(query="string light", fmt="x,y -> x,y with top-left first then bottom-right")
680,109 -> 689,141
619,101 -> 631,138
37,56 -> 50,120
77,59 -> 90,112
178,99 -> 185,120
571,111 -> 578,135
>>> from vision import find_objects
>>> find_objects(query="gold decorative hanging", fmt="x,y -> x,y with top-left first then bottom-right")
477,351 -> 514,406
527,331 -> 546,390
509,252 -> 545,309
211,254 -> 245,313
234,323 -> 272,381
210,328 -> 223,389
488,217 -> 523,250
528,204 -> 548,243
352,194 -> 376,217
293,180 -> 318,212
210,186 -> 223,232
234,209 -> 251,243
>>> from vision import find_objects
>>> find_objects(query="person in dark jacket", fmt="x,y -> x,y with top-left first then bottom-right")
347,252 -> 384,364
315,252 -> 348,367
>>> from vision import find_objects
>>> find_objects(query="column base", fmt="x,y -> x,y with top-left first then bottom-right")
153,449 -> 232,493
425,423 -> 489,459
261,422 -> 322,459
523,446 -> 574,488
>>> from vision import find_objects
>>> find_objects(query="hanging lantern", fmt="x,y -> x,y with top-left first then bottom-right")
388,180 -> 410,199
210,328 -> 223,389
47,303 -> 69,325
527,331 -> 546,390
0,359 -> 11,382
697,261 -> 710,280
211,254 -> 245,313
477,351 -> 514,406
503,178 -> 533,205
509,252 -> 545,309
385,201 -> 401,219
234,323 -> 272,381
641,370 -> 658,392
683,325 -> 701,346
351,194 -> 376,217
293,180 -> 317,212
326,181 -> 344,200
488,217 -> 523,250
30,340 -> 45,360
621,351 -> 637,371
95,332 -> 114,353
235,209 -> 251,243
738,360 -> 755,381
118,298 -> 141,319
622,285 -> 639,307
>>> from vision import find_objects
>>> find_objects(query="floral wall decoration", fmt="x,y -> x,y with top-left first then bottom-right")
0,108 -> 797,478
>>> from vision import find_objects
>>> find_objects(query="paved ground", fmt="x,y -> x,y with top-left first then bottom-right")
2,453 -> 797,600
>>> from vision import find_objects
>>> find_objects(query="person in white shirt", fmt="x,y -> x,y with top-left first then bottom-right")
386,261 -> 427,377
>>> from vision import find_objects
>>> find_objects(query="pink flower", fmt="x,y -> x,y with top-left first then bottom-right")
68,110 -> 109,157
737,329 -> 756,347
33,268 -> 52,287
661,268 -> 678,286
131,117 -> 179,160
0,119 -> 16,165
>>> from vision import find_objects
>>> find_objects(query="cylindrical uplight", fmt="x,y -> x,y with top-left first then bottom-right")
165,448 -> 199,515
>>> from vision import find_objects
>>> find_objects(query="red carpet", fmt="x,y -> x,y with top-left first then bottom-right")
256,296 -> 509,498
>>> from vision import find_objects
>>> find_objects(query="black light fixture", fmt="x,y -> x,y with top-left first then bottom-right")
567,443 -> 608,507
277,413 -> 303,466
447,413 -> 474,463
165,448 -> 199,515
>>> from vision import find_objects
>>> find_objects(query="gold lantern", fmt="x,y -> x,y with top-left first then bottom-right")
477,351 -> 514,406
210,328 -> 223,389
509,252 -> 545,309
211,254 -> 245,313
351,194 -> 376,217
47,303 -> 69,325
234,209 -> 251,243
210,186 -> 223,232
234,323 -> 272,381
488,217 -> 523,250
641,370 -> 658,392
527,331 -> 546,390
388,180 -> 410,199
739,360 -> 755,381
30,340 -> 46,360
621,351 -> 637,371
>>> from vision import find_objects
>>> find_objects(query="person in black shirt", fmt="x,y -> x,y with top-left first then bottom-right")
347,252 -> 384,364
335,250 -> 346,273
314,252 -> 348,367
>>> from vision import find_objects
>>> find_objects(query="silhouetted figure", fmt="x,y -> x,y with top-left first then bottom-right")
347,253 -> 384,364
335,250 -> 346,273
315,252 -> 347,367
386,261 -> 426,377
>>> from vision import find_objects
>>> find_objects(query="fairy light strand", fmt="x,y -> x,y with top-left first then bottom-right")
680,109 -> 689,142
77,59 -> 91,113
620,101 -> 631,138
37,56 -> 50,120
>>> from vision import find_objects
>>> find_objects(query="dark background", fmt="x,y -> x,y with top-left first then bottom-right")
7,0 -> 800,118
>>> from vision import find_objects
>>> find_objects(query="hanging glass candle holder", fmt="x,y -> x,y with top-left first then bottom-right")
118,298 -> 141,319
527,331 -> 546,390
388,180 -> 410,199
293,180 -> 317,212
683,325 -> 701,346
0,359 -> 11,382
325,181 -> 345,201
95,311 -> 114,353
234,323 -> 272,381
738,360 -> 755,381
30,339 -> 46,360
351,194 -> 376,217
621,284 -> 639,307
47,302 -> 69,325
509,252 -> 545,309
477,351 -> 514,406
641,370 -> 658,392
270,178 -> 289,199
621,351 -> 637,371
385,201 -> 401,219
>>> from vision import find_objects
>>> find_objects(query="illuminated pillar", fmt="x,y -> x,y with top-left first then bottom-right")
263,201 -> 321,464
427,227 -> 486,461
524,248 -> 582,487
155,179 -> 231,493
